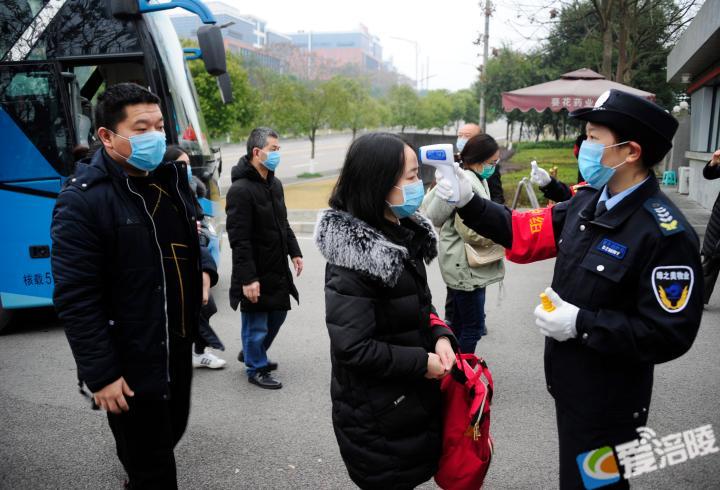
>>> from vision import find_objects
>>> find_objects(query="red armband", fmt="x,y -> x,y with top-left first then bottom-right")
505,206 -> 557,264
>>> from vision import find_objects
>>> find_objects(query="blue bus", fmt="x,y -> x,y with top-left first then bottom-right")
0,0 -> 229,331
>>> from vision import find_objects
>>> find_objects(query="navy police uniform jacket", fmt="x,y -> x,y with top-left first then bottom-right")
456,176 -> 703,422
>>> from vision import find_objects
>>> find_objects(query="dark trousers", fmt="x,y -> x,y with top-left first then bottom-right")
556,402 -> 643,489
107,335 -> 193,490
702,255 -> 720,304
448,287 -> 487,354
194,295 -> 224,354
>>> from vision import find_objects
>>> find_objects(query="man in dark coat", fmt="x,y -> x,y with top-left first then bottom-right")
51,83 -> 218,489
701,148 -> 720,304
225,127 -> 302,389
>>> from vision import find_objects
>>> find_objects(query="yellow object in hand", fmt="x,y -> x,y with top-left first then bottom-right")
540,293 -> 556,312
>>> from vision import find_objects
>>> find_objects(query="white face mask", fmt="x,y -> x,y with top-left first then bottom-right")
456,137 -> 468,152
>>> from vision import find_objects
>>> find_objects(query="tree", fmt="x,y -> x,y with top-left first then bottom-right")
386,85 -> 419,132
450,89 -> 479,130
183,40 -> 259,140
416,90 -> 454,134
330,78 -> 383,139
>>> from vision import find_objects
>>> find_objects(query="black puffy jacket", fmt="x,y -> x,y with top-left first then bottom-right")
51,150 -> 218,398
315,209 -> 456,490
225,157 -> 301,312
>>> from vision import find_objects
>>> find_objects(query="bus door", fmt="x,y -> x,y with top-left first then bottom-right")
0,61 -> 75,308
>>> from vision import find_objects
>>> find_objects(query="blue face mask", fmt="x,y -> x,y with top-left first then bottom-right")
578,140 -> 628,189
456,137 -> 468,152
387,180 -> 425,219
111,130 -> 166,172
262,151 -> 281,171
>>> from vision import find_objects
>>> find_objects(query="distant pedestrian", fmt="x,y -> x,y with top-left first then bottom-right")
51,83 -> 218,489
701,148 -> 720,304
164,145 -> 226,369
225,127 -> 302,389
315,132 -> 457,489
423,134 -> 506,353
457,123 -> 505,204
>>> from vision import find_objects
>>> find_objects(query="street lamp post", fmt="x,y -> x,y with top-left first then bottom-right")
391,36 -> 419,92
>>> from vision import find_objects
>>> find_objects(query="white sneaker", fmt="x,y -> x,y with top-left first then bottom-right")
192,350 -> 227,369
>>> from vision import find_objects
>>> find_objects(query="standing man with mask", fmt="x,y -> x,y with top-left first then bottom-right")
51,83 -> 218,488
435,90 -> 703,488
457,123 -> 505,204
226,127 -> 303,389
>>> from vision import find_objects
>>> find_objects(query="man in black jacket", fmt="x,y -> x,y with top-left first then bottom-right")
51,83 -> 218,489
225,127 -> 302,389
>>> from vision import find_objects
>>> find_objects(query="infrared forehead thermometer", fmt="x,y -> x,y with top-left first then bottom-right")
419,144 -> 459,203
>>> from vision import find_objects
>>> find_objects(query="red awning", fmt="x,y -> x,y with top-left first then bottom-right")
501,68 -> 655,112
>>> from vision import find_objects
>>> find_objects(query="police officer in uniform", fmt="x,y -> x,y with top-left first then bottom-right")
433,89 -> 704,489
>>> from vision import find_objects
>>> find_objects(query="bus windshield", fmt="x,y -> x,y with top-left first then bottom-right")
144,11 -> 212,159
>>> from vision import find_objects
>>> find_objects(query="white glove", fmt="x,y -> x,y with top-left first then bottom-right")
529,160 -> 551,187
533,287 -> 579,342
434,163 -> 474,207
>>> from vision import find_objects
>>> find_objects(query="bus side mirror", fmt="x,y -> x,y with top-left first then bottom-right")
197,25 -> 226,76
216,73 -> 234,105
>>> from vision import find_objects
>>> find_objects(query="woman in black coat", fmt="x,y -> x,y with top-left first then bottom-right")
314,133 -> 458,489
702,149 -> 720,304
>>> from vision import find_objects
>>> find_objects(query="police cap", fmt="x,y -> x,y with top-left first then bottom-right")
570,89 -> 679,166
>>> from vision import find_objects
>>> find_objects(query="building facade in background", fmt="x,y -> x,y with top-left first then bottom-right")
667,0 -> 720,210
170,1 -> 408,89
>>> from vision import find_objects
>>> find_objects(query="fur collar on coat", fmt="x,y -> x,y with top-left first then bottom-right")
314,208 -> 438,287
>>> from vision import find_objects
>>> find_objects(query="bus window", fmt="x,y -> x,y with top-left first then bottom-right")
0,64 -> 74,178
27,0 -> 141,60
0,1 -> 48,60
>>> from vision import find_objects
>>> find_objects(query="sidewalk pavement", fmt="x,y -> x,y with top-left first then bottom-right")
663,185 -> 712,245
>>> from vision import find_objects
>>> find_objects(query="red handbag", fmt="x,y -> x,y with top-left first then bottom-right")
435,353 -> 494,490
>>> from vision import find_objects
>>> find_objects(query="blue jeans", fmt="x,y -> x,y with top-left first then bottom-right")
449,287 -> 487,354
241,310 -> 287,376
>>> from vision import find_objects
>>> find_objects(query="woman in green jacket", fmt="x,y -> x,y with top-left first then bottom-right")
422,134 -> 506,353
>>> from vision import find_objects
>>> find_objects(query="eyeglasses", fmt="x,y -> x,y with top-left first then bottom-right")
484,158 -> 500,167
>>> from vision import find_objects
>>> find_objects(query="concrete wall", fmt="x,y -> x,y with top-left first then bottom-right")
687,151 -> 720,210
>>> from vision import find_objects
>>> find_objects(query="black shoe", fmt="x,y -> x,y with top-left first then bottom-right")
237,351 -> 278,371
248,371 -> 282,389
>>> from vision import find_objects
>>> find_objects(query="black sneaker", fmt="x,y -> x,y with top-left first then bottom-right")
248,371 -> 282,389
237,351 -> 278,371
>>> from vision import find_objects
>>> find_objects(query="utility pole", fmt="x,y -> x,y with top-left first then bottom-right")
479,0 -> 491,132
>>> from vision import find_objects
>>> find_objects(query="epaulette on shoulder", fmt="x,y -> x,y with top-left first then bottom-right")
572,182 -> 592,194
643,198 -> 685,236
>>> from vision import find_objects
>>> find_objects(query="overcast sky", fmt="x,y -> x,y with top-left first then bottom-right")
219,0 -> 555,92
